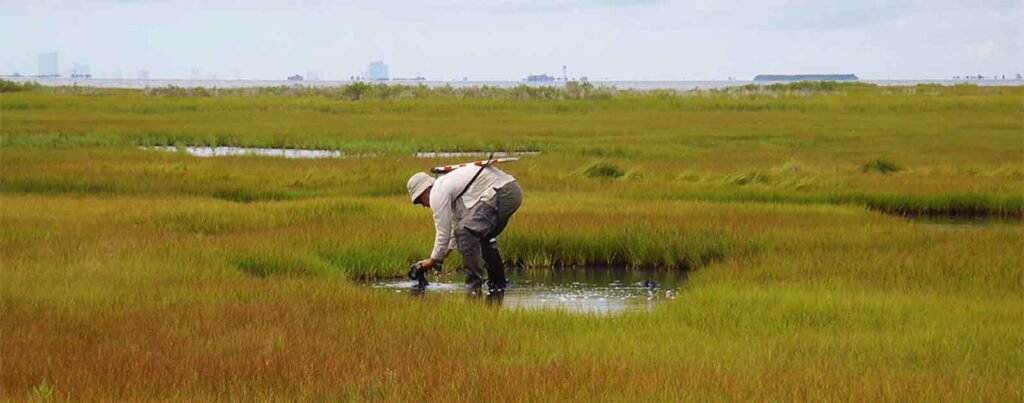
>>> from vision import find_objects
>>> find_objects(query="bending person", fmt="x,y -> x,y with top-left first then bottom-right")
407,164 -> 522,292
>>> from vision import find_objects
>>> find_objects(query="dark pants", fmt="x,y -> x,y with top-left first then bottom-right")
454,181 -> 523,286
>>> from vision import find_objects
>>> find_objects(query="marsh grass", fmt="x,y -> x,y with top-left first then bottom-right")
1,190 -> 1021,400
862,158 -> 902,173
650,187 -> 1024,217
210,187 -> 313,203
235,253 -> 324,277
1,82 -> 1022,400
133,80 -> 617,100
0,79 -> 42,93
725,170 -> 773,185
576,161 -> 625,179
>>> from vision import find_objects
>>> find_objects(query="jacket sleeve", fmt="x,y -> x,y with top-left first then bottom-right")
430,188 -> 455,261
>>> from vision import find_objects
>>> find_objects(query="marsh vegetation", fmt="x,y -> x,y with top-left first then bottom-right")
1,81 -> 1022,400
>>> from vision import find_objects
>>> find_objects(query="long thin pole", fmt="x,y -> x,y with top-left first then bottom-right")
430,157 -> 520,175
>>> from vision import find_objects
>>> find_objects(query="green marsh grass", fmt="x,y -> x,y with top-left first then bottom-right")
576,161 -> 626,179
1,82 -> 1022,400
862,158 -> 902,174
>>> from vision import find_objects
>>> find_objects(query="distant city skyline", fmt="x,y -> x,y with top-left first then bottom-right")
2,0 -> 1022,80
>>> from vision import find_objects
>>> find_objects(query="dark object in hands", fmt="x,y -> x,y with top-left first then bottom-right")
408,262 -> 429,289
637,280 -> 660,289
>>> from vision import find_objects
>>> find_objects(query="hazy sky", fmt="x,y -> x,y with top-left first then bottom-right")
2,0 -> 1022,80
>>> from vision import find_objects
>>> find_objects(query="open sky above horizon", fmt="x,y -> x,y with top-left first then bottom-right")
2,0 -> 1022,81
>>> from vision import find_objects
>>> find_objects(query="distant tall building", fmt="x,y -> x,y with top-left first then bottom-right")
38,52 -> 58,77
137,70 -> 150,80
366,61 -> 388,81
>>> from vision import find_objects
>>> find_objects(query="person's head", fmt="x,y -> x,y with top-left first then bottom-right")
406,172 -> 435,208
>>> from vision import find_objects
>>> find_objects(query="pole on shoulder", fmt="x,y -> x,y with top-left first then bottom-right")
430,156 -> 520,175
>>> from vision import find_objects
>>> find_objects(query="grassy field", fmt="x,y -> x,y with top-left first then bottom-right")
2,81 -> 1022,400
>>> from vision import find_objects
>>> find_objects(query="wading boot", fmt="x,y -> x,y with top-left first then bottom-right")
481,237 -> 508,291
465,274 -> 485,293
486,279 -> 512,293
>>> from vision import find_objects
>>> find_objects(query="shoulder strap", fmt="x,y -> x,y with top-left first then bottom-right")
456,152 -> 495,201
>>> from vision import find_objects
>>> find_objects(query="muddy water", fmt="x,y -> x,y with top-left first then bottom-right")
371,267 -> 686,314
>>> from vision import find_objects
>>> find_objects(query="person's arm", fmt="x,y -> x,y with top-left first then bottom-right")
419,249 -> 452,268
422,187 -> 453,268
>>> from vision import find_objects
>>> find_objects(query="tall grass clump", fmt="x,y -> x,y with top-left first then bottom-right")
235,253 -> 325,277
29,379 -> 55,401
504,227 -> 754,269
314,236 -> 430,279
0,79 -> 42,93
576,161 -> 625,179
725,170 -> 773,186
862,158 -> 901,174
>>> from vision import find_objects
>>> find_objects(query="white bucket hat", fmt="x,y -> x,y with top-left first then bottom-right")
406,172 -> 435,204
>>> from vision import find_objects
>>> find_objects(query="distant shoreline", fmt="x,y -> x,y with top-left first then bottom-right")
4,77 -> 1023,90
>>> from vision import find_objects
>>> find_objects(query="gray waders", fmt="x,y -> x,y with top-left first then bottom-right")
454,181 -> 523,287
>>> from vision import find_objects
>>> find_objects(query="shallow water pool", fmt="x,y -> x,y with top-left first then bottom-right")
370,267 -> 686,314
145,145 -> 344,159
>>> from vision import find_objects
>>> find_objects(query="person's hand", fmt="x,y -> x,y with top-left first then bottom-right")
418,258 -> 436,269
